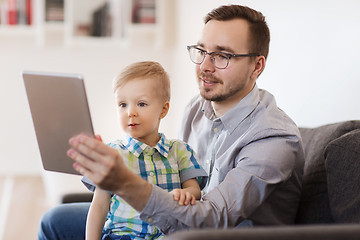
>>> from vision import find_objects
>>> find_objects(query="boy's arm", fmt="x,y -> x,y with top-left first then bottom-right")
86,188 -> 111,240
182,178 -> 201,200
171,178 -> 201,206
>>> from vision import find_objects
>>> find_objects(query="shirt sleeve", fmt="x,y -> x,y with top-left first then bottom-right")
140,134 -> 302,234
81,176 -> 96,192
173,140 -> 207,184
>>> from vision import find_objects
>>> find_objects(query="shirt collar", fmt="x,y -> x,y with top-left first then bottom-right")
125,133 -> 170,158
201,84 -> 260,134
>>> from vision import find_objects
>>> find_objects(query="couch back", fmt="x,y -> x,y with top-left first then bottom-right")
296,120 -> 360,223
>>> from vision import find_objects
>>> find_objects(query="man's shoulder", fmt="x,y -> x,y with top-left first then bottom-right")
243,88 -> 301,140
259,90 -> 297,130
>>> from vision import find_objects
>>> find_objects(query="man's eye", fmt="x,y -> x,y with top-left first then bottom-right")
214,53 -> 228,60
196,48 -> 206,55
119,103 -> 127,108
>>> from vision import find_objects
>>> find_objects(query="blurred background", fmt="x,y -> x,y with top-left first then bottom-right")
1,0 -> 360,239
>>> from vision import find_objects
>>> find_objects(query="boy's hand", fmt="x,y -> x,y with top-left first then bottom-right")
170,189 -> 196,206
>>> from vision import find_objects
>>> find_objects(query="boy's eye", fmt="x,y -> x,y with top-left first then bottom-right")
119,103 -> 127,108
138,102 -> 147,107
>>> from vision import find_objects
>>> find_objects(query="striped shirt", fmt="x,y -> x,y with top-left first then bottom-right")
82,133 -> 206,239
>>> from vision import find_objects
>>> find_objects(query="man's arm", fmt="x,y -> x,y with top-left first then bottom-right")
139,135 -> 303,234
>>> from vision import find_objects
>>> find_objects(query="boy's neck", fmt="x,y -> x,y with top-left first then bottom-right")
131,133 -> 161,147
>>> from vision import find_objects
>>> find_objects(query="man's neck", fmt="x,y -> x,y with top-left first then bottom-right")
211,100 -> 235,118
211,85 -> 255,118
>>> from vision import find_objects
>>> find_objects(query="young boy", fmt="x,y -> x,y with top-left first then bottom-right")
83,61 -> 206,240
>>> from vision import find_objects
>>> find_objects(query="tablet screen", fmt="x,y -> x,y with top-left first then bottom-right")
23,71 -> 94,175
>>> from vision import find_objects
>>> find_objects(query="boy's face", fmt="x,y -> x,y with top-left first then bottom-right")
114,77 -> 169,147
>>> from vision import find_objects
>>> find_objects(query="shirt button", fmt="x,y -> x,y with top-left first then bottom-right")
147,218 -> 153,223
206,159 -> 211,164
214,128 -> 218,133
149,172 -> 154,177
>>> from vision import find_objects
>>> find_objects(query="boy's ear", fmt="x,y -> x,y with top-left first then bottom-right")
160,101 -> 170,119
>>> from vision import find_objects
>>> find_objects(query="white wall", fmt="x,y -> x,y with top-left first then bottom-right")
1,0 -> 360,178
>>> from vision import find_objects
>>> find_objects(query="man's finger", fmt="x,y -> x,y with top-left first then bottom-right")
95,134 -> 103,142
69,134 -> 109,155
67,148 -> 97,170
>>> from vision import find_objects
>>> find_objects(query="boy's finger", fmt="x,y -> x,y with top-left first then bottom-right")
178,193 -> 185,206
172,190 -> 180,201
183,192 -> 189,205
190,196 -> 196,205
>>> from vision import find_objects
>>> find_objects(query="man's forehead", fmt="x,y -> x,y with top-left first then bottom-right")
198,19 -> 250,52
197,42 -> 235,53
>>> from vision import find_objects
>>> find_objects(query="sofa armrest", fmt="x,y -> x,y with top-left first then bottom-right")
164,224 -> 360,240
325,129 -> 360,222
61,192 -> 93,203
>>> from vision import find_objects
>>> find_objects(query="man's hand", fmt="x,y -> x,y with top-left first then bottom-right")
170,189 -> 197,206
67,134 -> 126,192
67,134 -> 152,211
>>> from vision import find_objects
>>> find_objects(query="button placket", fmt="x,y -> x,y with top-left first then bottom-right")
206,121 -> 222,186
144,147 -> 156,183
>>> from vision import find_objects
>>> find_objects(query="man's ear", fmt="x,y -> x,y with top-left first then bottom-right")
160,101 -> 170,119
252,56 -> 266,79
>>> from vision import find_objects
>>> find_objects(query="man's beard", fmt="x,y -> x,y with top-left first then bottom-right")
198,73 -> 244,102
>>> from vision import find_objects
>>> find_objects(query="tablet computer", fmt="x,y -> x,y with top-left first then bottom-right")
23,71 -> 94,175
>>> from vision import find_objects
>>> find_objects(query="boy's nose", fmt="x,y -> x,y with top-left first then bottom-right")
127,107 -> 137,117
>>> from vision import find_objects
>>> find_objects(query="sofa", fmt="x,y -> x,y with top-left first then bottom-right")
63,120 -> 360,239
164,120 -> 360,239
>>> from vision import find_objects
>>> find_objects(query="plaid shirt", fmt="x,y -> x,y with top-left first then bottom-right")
82,133 -> 206,239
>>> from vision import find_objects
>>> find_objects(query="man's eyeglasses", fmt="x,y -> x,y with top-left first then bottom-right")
187,45 -> 260,69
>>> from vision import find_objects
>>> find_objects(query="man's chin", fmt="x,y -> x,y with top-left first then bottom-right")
200,91 -> 225,102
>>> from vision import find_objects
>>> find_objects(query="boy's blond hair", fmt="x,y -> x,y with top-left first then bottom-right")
113,61 -> 170,102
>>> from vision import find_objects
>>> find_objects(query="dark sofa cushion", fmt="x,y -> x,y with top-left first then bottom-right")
296,120 -> 360,223
325,129 -> 360,223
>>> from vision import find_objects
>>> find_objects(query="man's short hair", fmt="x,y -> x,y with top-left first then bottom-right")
205,5 -> 270,59
113,61 -> 171,102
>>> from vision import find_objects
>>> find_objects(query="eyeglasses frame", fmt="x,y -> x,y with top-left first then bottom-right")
187,45 -> 260,69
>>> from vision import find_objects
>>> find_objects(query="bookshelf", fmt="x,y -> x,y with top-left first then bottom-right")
0,0 -> 37,35
64,0 -> 172,47
0,0 -> 174,47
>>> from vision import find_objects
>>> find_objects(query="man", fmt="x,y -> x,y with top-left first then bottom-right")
39,5 -> 304,239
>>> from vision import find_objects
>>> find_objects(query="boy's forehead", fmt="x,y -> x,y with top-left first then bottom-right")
115,77 -> 159,98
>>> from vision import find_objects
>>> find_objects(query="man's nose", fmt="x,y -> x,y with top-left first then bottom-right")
200,54 -> 215,72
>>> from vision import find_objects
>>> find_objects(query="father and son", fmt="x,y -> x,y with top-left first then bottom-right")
38,4 -> 304,240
